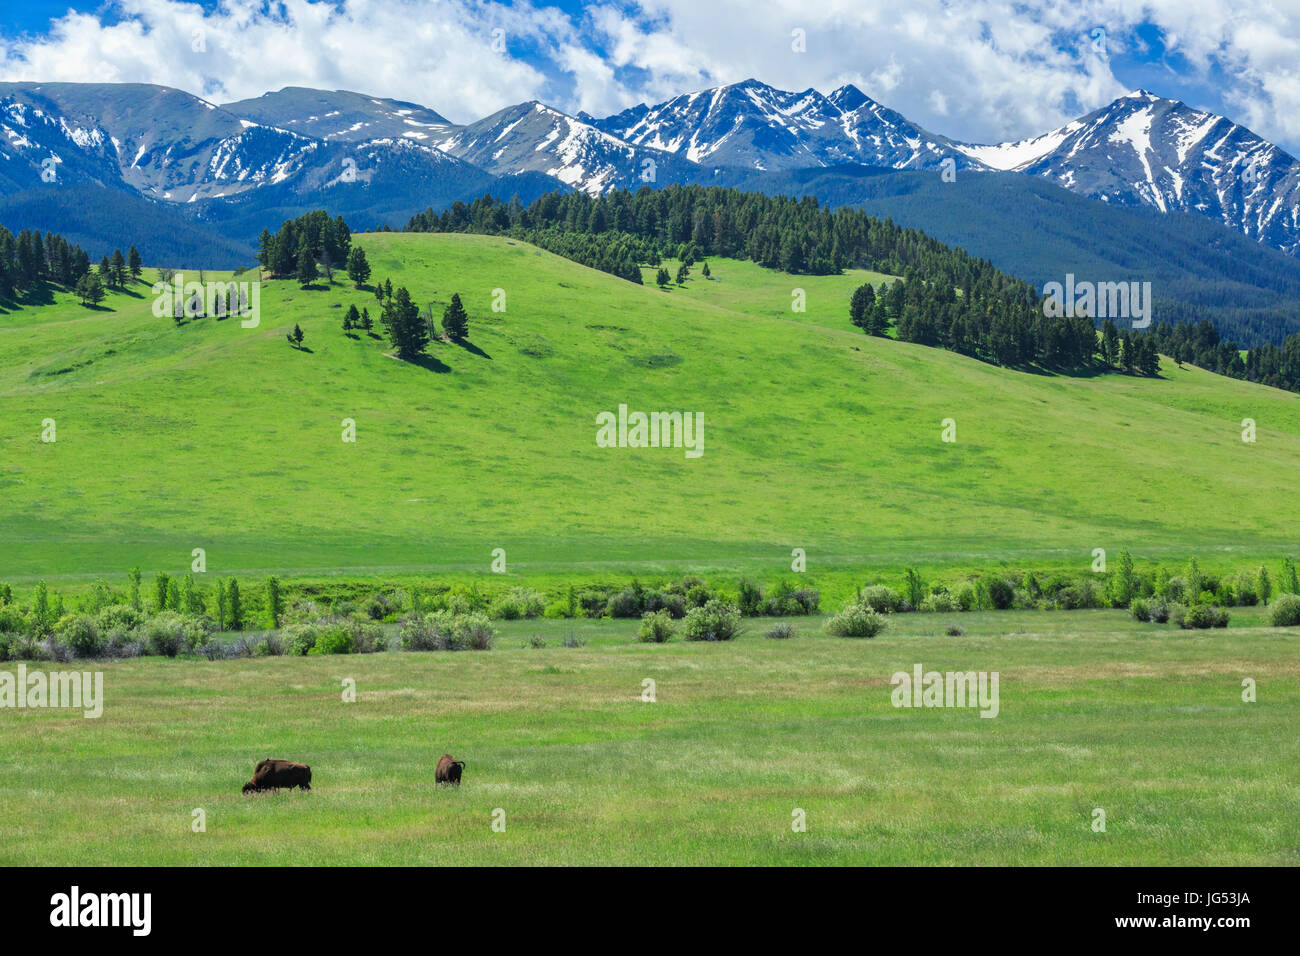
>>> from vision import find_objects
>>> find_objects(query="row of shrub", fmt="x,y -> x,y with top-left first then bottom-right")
1138,593 -> 1300,630
0,605 -> 501,662
1129,599 -> 1233,629
636,600 -> 744,642
853,555 -> 1300,617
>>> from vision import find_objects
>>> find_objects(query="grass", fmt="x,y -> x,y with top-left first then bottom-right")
0,233 -> 1298,588
1,610 -> 1295,865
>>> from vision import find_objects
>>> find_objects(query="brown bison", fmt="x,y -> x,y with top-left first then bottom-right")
242,759 -> 312,794
435,754 -> 466,785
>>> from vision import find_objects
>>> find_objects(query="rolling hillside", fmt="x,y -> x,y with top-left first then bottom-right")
0,231 -> 1297,581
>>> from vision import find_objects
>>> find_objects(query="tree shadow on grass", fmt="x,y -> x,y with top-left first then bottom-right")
409,352 -> 451,373
453,337 -> 492,359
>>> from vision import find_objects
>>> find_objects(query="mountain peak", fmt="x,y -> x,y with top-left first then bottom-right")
828,83 -> 871,111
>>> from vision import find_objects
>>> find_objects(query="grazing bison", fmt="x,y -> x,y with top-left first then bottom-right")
435,754 -> 466,785
242,759 -> 312,794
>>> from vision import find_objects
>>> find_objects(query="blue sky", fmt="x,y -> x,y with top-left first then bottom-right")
0,1 -> 1296,154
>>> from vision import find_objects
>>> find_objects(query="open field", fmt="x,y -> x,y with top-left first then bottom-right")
0,233 -> 1298,587
1,611 -> 1296,866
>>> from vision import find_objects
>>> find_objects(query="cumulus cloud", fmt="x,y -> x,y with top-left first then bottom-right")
0,0 -> 1296,152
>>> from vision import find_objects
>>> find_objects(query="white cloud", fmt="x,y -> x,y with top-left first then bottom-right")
0,0 -> 554,123
0,0 -> 1296,153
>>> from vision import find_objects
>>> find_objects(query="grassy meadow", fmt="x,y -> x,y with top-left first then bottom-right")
0,232 -> 1297,588
1,611 -> 1296,866
2,232 -> 1298,867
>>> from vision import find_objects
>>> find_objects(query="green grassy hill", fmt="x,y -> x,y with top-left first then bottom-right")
1,232 -> 1297,583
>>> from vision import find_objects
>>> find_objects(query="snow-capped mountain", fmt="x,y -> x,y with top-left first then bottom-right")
954,91 -> 1300,256
223,87 -> 456,144
588,78 -> 968,172
2,79 -> 1299,262
0,82 -> 328,202
0,81 -> 489,207
430,100 -> 702,194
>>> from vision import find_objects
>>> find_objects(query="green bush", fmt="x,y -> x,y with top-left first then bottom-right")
858,585 -> 902,614
919,591 -> 959,613
643,590 -> 687,619
283,622 -> 321,656
576,589 -> 609,617
142,611 -> 207,657
681,600 -> 742,641
825,603 -> 887,638
1268,593 -> 1300,627
0,603 -> 27,635
605,588 -> 643,618
1130,598 -> 1150,622
94,604 -> 144,635
737,578 -> 765,615
399,612 -> 456,651
956,584 -> 978,611
459,613 -> 496,650
490,587 -> 545,620
765,622 -> 796,639
759,581 -> 820,616
988,578 -> 1015,610
637,609 -> 676,643
55,614 -> 102,658
1181,605 -> 1229,629
308,626 -> 354,655
399,611 -> 494,651
685,584 -> 714,609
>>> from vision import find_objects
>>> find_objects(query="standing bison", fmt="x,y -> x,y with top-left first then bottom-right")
435,754 -> 466,785
242,759 -> 312,794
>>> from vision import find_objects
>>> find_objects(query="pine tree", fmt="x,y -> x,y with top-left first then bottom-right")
1101,319 -> 1119,366
110,249 -> 127,288
344,304 -> 360,332
287,323 -> 305,348
228,578 -> 243,630
32,581 -> 51,636
701,261 -> 711,279
656,267 -> 670,288
128,567 -> 142,611
849,283 -> 876,330
267,576 -> 283,629
127,245 -> 142,279
296,240 -> 317,286
441,292 -> 469,340
1256,566 -> 1272,604
1282,556 -> 1299,595
388,287 -> 429,360
361,307 -> 373,333
216,578 -> 228,631
346,246 -> 371,287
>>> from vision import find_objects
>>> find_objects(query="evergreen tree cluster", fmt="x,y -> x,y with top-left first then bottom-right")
1134,318 -> 1300,394
257,210 -> 352,282
0,226 -> 114,298
406,186 -> 1126,372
